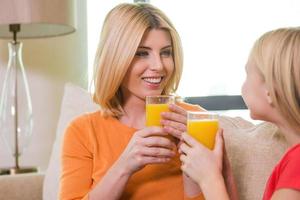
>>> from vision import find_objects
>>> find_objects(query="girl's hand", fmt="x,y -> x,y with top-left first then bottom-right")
161,103 -> 187,140
116,127 -> 176,176
179,130 -> 224,187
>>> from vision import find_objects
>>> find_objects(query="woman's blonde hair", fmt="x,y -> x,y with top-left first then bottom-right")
92,3 -> 183,117
249,27 -> 300,130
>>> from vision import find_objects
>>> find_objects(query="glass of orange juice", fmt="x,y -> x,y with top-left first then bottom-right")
146,95 -> 176,158
146,95 -> 175,127
187,111 -> 219,150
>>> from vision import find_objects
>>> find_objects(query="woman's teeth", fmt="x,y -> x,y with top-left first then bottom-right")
143,77 -> 162,84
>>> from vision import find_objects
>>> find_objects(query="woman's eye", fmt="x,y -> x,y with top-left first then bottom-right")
135,51 -> 148,57
161,50 -> 172,57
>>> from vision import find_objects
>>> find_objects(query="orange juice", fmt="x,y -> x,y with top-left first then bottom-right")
146,103 -> 169,127
187,119 -> 219,150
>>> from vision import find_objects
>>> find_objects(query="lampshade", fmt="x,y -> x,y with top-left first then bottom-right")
0,0 -> 76,175
0,0 -> 76,39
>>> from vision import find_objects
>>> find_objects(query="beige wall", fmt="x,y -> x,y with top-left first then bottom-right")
0,0 -> 87,171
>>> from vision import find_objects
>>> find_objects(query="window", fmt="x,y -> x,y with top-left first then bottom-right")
88,0 -> 300,97
87,0 -> 299,122
150,0 -> 300,97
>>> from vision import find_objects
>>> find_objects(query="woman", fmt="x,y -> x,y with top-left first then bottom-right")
59,3 -> 204,200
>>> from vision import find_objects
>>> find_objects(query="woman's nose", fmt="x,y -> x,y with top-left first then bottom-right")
149,54 -> 163,71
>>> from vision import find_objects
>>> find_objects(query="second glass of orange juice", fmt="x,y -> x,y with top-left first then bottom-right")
187,111 -> 219,150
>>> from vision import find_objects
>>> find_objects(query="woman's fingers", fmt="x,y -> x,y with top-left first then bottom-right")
161,111 -> 186,125
158,104 -> 188,140
142,147 -> 176,158
143,136 -> 176,149
141,156 -> 172,165
161,118 -> 186,132
162,126 -> 182,139
161,104 -> 187,124
137,126 -> 167,138
169,103 -> 187,116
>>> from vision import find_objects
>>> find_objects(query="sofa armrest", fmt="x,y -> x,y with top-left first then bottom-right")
0,173 -> 44,200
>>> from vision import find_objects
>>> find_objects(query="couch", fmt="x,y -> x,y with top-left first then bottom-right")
0,83 -> 288,200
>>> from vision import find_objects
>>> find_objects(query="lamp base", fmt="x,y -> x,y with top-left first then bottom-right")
0,167 -> 38,175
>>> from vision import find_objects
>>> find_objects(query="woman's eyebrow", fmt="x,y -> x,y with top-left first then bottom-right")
137,46 -> 151,50
137,45 -> 172,50
161,45 -> 172,50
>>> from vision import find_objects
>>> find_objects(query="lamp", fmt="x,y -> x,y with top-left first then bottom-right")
0,0 -> 75,175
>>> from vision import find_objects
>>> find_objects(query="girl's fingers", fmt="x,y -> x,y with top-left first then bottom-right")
177,140 -> 184,153
213,129 -> 224,158
179,142 -> 190,154
179,153 -> 187,163
181,132 -> 199,147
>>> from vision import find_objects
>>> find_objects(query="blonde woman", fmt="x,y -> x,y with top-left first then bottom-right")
60,3 -> 205,200
180,27 -> 300,200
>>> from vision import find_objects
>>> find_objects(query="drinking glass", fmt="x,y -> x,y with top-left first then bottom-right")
187,111 -> 219,150
145,95 -> 175,127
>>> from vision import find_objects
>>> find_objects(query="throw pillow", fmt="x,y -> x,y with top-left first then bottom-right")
221,116 -> 288,200
43,83 -> 99,200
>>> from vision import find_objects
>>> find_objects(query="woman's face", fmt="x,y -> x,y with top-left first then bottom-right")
121,29 -> 174,101
241,59 -> 271,120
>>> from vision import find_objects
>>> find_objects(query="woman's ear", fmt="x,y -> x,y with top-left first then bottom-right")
265,89 -> 273,105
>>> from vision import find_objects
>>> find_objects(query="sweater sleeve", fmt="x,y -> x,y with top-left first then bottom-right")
184,193 -> 205,200
59,116 -> 93,200
176,101 -> 205,112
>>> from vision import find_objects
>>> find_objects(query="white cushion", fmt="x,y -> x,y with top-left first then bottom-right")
43,83 -> 99,200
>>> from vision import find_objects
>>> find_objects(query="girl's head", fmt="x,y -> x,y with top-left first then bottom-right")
92,3 -> 183,117
243,27 -> 300,130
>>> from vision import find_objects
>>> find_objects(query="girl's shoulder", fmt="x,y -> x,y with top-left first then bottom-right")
285,143 -> 300,159
276,143 -> 300,173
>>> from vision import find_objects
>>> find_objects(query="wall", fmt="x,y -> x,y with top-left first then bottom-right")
0,0 -> 87,172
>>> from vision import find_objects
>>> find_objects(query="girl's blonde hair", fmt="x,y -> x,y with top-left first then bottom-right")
92,3 -> 183,117
249,27 -> 300,130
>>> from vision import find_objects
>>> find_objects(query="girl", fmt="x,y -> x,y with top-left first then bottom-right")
179,27 -> 300,200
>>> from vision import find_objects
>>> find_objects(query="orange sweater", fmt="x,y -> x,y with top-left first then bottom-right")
60,102 -> 204,200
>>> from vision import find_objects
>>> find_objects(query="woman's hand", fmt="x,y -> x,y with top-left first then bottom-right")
116,126 -> 176,176
161,103 -> 187,140
179,130 -> 224,187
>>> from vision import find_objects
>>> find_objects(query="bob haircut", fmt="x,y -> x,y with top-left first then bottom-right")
92,3 -> 183,117
249,27 -> 300,130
